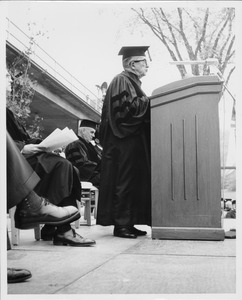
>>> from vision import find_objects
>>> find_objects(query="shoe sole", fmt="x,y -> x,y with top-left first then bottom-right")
15,211 -> 80,229
132,232 -> 147,236
113,234 -> 137,239
8,274 -> 32,283
53,241 -> 96,247
41,236 -> 53,241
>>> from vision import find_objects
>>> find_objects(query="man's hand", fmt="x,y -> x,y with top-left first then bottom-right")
21,144 -> 47,155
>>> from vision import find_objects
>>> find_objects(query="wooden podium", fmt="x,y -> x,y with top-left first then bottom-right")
150,76 -> 225,241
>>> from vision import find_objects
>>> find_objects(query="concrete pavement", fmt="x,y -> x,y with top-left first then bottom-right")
5,214 -> 237,298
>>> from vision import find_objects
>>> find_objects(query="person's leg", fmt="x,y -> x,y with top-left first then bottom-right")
55,195 -> 78,233
112,135 -> 149,238
40,196 -> 77,241
96,136 -> 118,225
40,196 -> 96,246
7,131 -> 80,228
7,131 -> 39,210
27,153 -> 81,206
112,136 -> 139,237
29,155 -> 95,246
53,197 -> 96,247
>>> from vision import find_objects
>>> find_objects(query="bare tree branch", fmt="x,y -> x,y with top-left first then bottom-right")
131,7 -> 235,81
177,8 -> 200,75
158,9 -> 183,61
194,8 -> 209,57
132,8 -> 187,77
221,36 -> 235,74
224,66 -> 235,90
220,66 -> 236,104
211,10 -> 232,57
132,8 -> 162,41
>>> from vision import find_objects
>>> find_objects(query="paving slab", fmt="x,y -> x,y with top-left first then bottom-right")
57,254 -> 235,294
124,239 -> 236,257
6,219 -> 236,296
7,224 -> 142,295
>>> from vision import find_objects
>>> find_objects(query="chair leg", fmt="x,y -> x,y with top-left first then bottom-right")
84,201 -> 87,220
80,183 -> 99,226
75,200 -> 81,229
9,206 -> 19,246
85,200 -> 91,226
34,226 -> 41,240
7,230 -> 11,250
82,189 -> 92,225
93,188 -> 99,219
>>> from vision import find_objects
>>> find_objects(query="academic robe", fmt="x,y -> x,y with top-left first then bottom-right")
96,71 -> 151,227
6,108 -> 81,205
65,136 -> 101,188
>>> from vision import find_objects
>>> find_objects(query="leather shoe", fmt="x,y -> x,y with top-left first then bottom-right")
129,226 -> 147,236
15,197 -> 80,229
113,227 -> 137,239
53,229 -> 96,246
7,268 -> 32,283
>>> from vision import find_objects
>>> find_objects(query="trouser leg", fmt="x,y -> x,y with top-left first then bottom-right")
50,196 -> 79,234
7,131 -> 40,210
113,136 -> 140,227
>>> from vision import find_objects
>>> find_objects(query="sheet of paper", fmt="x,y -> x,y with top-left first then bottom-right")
39,127 -> 78,151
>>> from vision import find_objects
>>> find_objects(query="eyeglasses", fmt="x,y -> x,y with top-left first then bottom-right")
133,59 -> 148,66
133,59 -> 147,63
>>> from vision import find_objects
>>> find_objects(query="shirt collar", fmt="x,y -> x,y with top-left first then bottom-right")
122,70 -> 142,86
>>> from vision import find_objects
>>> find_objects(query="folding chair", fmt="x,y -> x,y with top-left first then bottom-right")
75,181 -> 99,227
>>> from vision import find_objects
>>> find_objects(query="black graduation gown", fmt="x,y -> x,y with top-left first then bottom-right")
6,108 -> 81,205
65,136 -> 101,187
96,71 -> 151,226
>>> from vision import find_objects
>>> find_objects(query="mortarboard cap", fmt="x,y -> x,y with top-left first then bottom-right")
118,46 -> 150,60
79,119 -> 98,129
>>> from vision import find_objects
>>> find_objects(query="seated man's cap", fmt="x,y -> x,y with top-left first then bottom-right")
118,46 -> 150,60
80,119 -> 98,129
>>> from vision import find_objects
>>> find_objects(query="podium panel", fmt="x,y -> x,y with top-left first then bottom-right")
150,76 -> 225,240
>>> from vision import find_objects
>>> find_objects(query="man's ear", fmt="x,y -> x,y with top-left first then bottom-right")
131,62 -> 135,70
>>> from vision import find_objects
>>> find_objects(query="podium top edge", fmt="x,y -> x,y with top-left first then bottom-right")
150,75 -> 223,99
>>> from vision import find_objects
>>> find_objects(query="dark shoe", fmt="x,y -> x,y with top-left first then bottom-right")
15,197 -> 80,229
53,229 -> 96,246
113,227 -> 137,239
41,225 -> 56,241
129,226 -> 147,236
7,268 -> 32,283
225,229 -> 236,239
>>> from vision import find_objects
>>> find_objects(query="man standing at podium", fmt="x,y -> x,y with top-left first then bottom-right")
97,46 -> 151,238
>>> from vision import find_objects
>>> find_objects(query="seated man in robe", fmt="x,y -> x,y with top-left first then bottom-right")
7,108 -> 96,247
65,119 -> 101,188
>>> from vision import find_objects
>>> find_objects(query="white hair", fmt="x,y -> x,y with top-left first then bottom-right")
122,56 -> 146,69
78,126 -> 95,142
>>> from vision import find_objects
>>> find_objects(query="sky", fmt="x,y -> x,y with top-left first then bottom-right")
4,1 -> 183,96
2,1 -> 240,98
